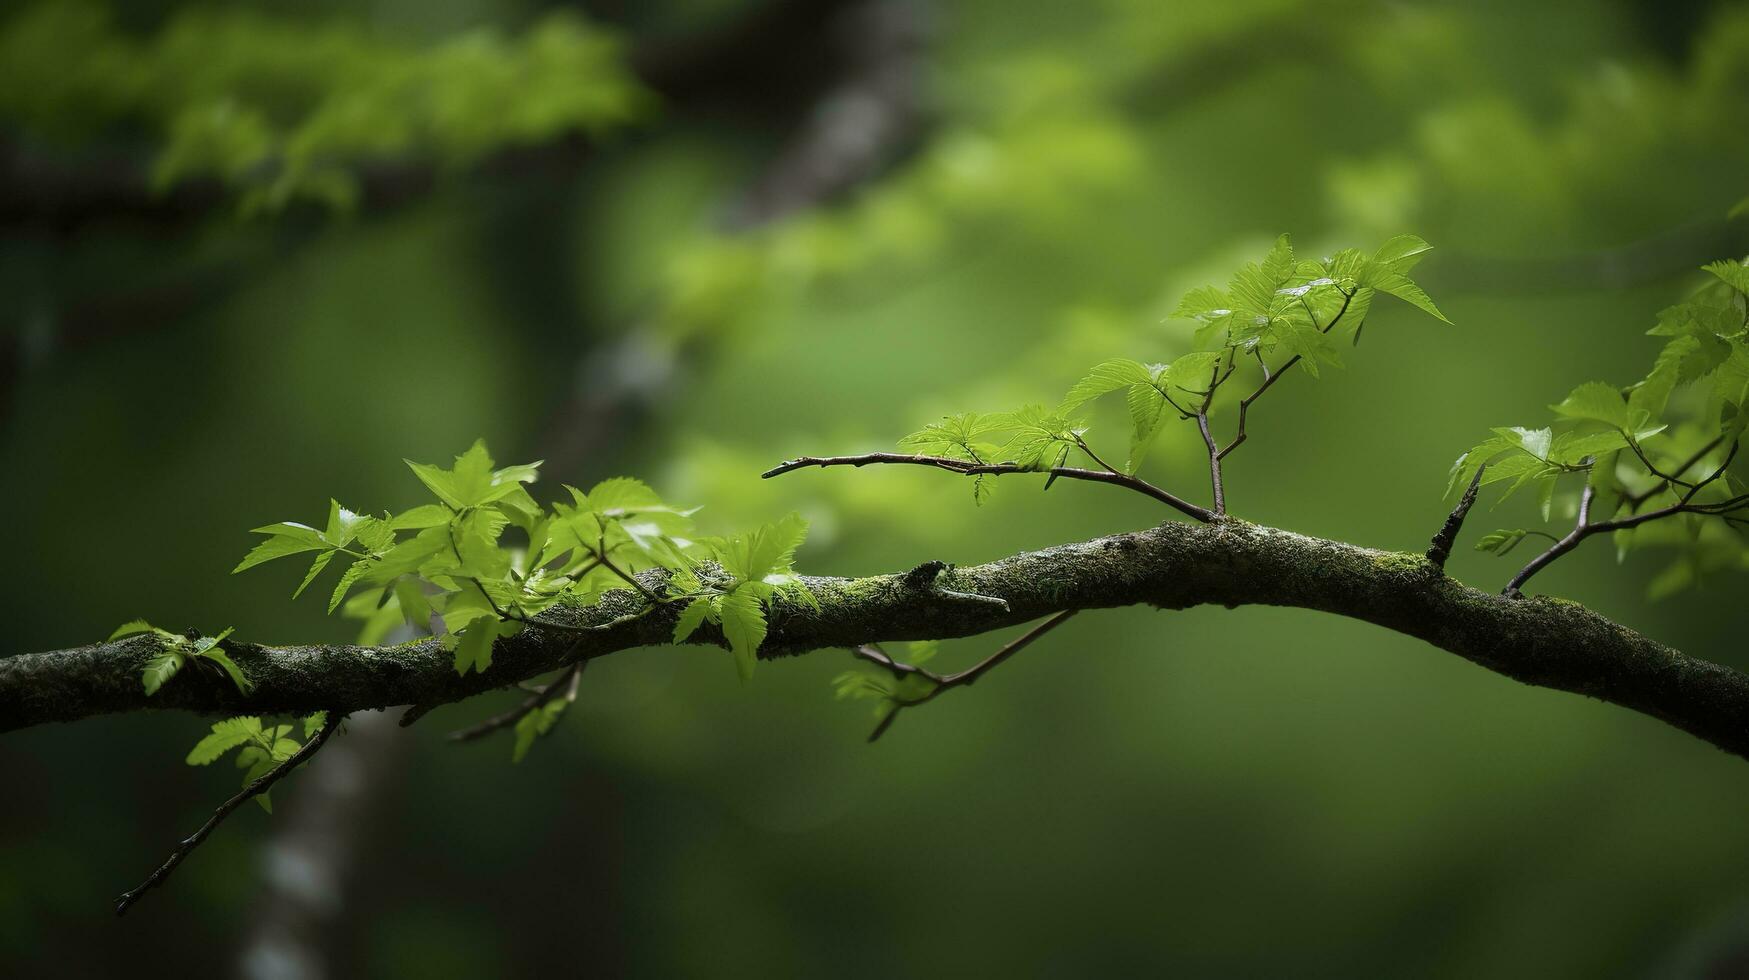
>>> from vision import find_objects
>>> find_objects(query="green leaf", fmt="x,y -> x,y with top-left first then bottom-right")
1702,258 -> 1749,296
141,652 -> 184,696
451,620 -> 501,676
719,588 -> 768,681
897,413 -> 1006,464
993,404 -> 1084,470
406,440 -> 542,510
388,504 -> 450,530
672,597 -> 712,643
1548,429 -> 1631,466
322,500 -> 367,549
1261,233 -> 1296,284
719,513 -> 809,584
292,550 -> 335,599
580,476 -> 663,514
512,700 -> 567,763
1368,269 -> 1450,323
303,712 -> 328,738
1492,426 -> 1553,461
1164,351 -> 1223,394
187,716 -> 263,765
1474,529 -> 1531,556
109,619 -> 158,641
233,526 -> 326,573
200,648 -> 253,695
1549,381 -> 1631,430
327,558 -> 371,613
1373,234 -> 1434,273
1061,359 -> 1148,411
393,578 -> 433,631
1124,381 -> 1169,471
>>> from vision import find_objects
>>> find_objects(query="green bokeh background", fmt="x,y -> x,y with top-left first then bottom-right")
4,0 -> 1749,976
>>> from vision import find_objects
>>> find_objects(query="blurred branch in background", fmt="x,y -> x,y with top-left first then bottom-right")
536,0 -> 930,475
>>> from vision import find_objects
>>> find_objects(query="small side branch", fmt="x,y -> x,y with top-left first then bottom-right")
1217,288 -> 1354,462
1427,466 -> 1485,570
762,453 -> 1214,522
448,662 -> 585,743
115,713 -> 346,916
1507,439 -> 1744,596
855,610 -> 1078,742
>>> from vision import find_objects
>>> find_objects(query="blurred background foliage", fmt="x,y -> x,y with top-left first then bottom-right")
4,0 -> 1749,976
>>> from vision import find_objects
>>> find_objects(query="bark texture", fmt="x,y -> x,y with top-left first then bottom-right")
3,520 -> 1746,760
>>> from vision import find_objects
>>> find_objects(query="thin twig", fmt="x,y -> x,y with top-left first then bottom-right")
1622,434 -> 1727,510
449,661 -> 586,742
116,714 -> 346,916
1196,411 -> 1225,515
761,453 -> 1215,522
857,610 -> 1078,742
1217,288 -> 1354,461
1505,444 -> 1743,594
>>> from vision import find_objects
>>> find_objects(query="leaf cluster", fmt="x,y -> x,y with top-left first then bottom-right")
896,234 -> 1448,496
109,620 -> 248,697
1456,257 -> 1749,595
185,712 -> 328,812
235,440 -> 814,693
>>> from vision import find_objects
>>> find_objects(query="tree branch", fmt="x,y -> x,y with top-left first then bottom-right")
7,520 -> 1749,762
114,713 -> 346,916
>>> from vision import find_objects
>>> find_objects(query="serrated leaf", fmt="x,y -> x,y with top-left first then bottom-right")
292,550 -> 335,599
1474,529 -> 1530,555
233,529 -> 327,573
673,597 -> 712,643
512,700 -> 567,763
452,620 -> 499,676
406,440 -> 542,510
328,558 -> 372,613
393,578 -> 433,631
1373,234 -> 1434,272
200,648 -> 253,695
1549,381 -> 1631,430
1369,270 -> 1450,323
1061,359 -> 1149,411
303,711 -> 328,738
388,504 -> 450,530
720,513 -> 809,584
1702,258 -> 1749,296
1492,426 -> 1553,461
141,652 -> 184,696
110,619 -> 158,641
719,588 -> 767,681
187,716 -> 263,765
1164,352 -> 1223,394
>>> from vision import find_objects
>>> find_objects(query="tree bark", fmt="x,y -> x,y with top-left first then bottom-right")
4,519 -> 1746,760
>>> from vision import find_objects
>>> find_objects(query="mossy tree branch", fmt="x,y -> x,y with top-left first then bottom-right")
5,519 -> 1747,761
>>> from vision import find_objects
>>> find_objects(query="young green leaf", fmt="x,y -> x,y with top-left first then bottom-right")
719,588 -> 768,681
141,652 -> 184,696
187,716 -> 265,765
109,619 -> 159,641
1475,529 -> 1531,556
512,700 -> 567,763
672,597 -> 712,643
